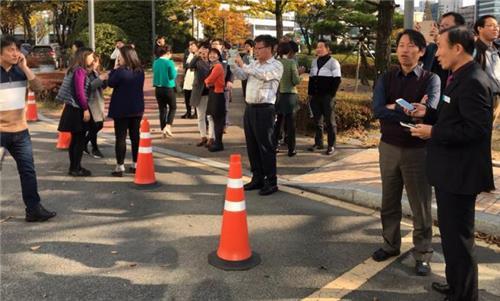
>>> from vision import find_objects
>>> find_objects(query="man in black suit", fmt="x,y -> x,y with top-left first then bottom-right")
409,26 -> 494,301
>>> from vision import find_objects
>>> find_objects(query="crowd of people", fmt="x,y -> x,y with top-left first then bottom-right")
1,10 -> 498,301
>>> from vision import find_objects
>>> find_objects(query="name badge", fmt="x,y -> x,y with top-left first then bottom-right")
443,95 -> 451,103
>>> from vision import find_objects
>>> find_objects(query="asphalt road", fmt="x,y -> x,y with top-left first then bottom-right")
1,121 -> 499,301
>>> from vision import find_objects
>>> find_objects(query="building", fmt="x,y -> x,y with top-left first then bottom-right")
477,0 -> 500,19
246,12 -> 296,38
438,0 -> 460,16
458,4 -> 477,28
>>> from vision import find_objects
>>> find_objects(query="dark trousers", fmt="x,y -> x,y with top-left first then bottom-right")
85,118 -> 103,150
114,116 -> 141,165
242,80 -> 248,98
274,112 -> 296,151
435,188 -> 478,301
155,87 -> 176,130
69,130 -> 86,172
243,104 -> 277,184
212,114 -> 226,148
0,130 -> 41,210
379,141 -> 433,261
310,94 -> 336,147
183,89 -> 194,115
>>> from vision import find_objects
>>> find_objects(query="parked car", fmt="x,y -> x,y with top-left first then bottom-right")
27,44 -> 62,69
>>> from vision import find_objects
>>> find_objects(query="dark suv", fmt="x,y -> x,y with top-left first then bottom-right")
28,44 -> 62,69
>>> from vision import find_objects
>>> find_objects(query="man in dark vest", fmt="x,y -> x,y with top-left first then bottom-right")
371,29 -> 440,276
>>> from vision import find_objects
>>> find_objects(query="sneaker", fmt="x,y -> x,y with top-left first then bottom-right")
415,260 -> 431,276
164,125 -> 174,137
25,204 -> 56,222
181,112 -> 190,119
325,146 -> 334,156
91,148 -> 104,159
127,167 -> 136,174
288,150 -> 297,157
372,248 -> 400,262
208,144 -> 224,152
83,145 -> 90,155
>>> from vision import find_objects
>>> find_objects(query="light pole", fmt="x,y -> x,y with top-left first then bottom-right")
88,0 -> 95,50
152,0 -> 156,62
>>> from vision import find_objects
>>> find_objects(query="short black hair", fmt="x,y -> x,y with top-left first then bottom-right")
244,39 -> 255,48
155,44 -> 172,57
396,29 -> 427,51
198,41 -> 211,49
441,12 -> 466,26
277,41 -> 292,56
254,35 -> 278,50
1,35 -> 19,52
289,41 -> 299,53
115,39 -> 124,43
72,40 -> 84,49
441,26 -> 475,56
474,14 -> 497,35
316,39 -> 330,49
212,38 -> 224,44
224,41 -> 231,50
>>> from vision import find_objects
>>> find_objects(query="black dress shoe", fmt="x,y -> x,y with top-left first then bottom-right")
244,179 -> 264,191
415,260 -> 431,276
127,167 -> 136,174
25,204 -> 56,222
208,144 -> 224,152
68,168 -> 91,177
111,170 -> 123,177
288,150 -> 297,157
259,182 -> 278,196
432,282 -> 451,295
325,146 -> 334,156
371,248 -> 400,262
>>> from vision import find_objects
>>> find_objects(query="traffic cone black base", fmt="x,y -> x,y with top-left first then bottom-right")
208,251 -> 261,271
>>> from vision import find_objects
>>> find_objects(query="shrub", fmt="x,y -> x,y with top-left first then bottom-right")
34,72 -> 65,104
295,80 -> 374,134
74,23 -> 128,69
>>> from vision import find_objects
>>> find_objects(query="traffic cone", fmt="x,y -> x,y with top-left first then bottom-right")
56,131 -> 71,150
208,154 -> 261,271
134,118 -> 156,186
25,90 -> 38,122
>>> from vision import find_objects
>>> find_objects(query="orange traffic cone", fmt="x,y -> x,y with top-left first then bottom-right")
56,131 -> 72,150
134,118 -> 156,186
25,90 -> 38,122
208,154 -> 261,271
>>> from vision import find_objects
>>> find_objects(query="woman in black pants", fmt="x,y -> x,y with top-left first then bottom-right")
204,48 -> 226,152
107,46 -> 145,177
57,47 -> 95,177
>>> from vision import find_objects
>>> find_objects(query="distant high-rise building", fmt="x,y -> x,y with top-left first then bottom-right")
459,4 -> 477,29
477,0 -> 500,19
438,0 -> 459,16
431,2 -> 440,20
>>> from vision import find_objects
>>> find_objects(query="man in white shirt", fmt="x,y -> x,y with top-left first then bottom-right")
232,35 -> 283,196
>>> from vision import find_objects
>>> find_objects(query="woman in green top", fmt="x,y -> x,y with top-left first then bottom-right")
275,42 -> 301,157
153,44 -> 177,137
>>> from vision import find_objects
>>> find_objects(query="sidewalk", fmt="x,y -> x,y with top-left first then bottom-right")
286,148 -> 500,237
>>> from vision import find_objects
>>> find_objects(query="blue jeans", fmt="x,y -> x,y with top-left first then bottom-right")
1,129 -> 41,210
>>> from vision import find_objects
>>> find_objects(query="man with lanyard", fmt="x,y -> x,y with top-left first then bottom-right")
0,35 -> 56,222
231,35 -> 283,196
307,40 -> 342,156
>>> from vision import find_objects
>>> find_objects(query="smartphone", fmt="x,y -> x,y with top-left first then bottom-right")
400,121 -> 417,129
227,49 -> 239,66
395,98 -> 415,111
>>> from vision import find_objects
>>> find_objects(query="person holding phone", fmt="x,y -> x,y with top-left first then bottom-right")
371,29 -> 440,276
0,35 -> 57,222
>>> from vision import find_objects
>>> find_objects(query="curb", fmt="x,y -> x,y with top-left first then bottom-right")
281,181 -> 500,238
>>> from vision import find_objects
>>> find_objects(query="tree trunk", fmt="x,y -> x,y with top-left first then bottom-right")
275,0 -> 283,40
374,1 -> 395,82
20,6 -> 34,43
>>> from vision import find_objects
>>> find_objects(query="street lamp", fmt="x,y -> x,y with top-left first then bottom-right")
220,4 -> 230,41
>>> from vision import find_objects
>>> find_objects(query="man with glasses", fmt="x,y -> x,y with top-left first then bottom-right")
231,35 -> 283,196
420,12 -> 465,104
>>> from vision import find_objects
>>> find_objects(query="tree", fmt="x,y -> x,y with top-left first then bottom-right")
0,2 -> 21,36
295,2 -> 325,54
7,1 -> 42,42
371,0 -> 397,79
46,0 -> 85,48
238,0 -> 325,40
